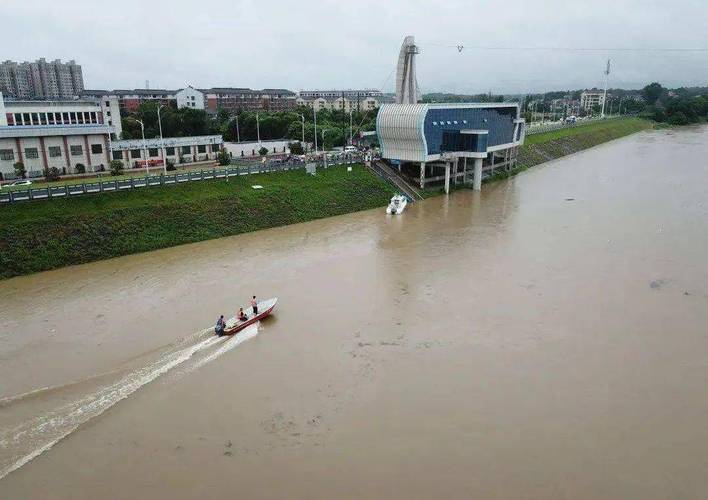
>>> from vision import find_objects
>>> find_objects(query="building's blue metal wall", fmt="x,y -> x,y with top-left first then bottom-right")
423,107 -> 516,155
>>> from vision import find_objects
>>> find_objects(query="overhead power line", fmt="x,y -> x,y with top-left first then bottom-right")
426,43 -> 708,53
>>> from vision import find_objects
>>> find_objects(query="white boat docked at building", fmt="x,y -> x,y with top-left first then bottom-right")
386,194 -> 408,215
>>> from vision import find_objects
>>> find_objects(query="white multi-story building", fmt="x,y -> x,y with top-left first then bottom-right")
176,86 -> 205,109
580,90 -> 606,112
0,93 -> 116,179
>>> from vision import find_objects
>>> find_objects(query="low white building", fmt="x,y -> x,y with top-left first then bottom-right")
0,93 -> 115,179
176,86 -> 205,110
110,135 -> 223,167
296,95 -> 382,113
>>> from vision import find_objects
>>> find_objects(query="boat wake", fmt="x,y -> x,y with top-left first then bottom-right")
0,324 -> 259,481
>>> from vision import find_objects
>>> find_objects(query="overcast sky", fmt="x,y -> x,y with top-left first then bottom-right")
5,0 -> 708,95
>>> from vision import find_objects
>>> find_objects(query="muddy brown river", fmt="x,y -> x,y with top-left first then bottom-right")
1,126 -> 707,499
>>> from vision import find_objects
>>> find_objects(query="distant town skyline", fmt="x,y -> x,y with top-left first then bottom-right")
5,0 -> 708,95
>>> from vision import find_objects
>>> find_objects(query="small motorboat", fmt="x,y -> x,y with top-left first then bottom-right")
386,194 -> 408,215
223,297 -> 278,336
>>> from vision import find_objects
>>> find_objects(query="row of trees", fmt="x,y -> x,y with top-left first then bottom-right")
120,103 -> 379,149
641,83 -> 708,125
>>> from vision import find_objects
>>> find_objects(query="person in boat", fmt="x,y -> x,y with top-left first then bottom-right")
238,307 -> 248,322
215,315 -> 226,336
251,296 -> 258,315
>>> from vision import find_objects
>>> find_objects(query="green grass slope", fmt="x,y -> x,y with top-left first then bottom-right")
0,165 -> 394,279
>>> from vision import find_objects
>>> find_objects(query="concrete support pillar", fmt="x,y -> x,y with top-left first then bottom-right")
419,161 -> 425,189
444,162 -> 451,194
473,158 -> 483,191
463,157 -> 468,184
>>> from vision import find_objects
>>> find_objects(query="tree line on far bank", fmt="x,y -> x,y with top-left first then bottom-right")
119,104 -> 378,149
640,83 -> 708,125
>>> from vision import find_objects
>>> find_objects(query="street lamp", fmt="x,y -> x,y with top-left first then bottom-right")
321,129 -> 327,169
256,112 -> 261,143
136,119 -> 149,177
349,109 -> 353,146
235,114 -> 240,143
301,114 -> 306,152
313,105 -> 318,154
157,104 -> 166,175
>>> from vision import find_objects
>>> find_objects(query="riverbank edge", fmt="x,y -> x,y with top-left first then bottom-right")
0,165 -> 395,280
486,117 -> 655,184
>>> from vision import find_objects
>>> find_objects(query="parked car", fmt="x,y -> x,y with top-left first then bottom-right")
344,146 -> 358,154
9,179 -> 32,186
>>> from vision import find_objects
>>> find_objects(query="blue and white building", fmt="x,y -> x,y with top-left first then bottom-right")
376,102 -> 525,191
375,36 -> 525,192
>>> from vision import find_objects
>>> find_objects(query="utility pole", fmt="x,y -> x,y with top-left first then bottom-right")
157,104 -> 166,175
349,109 -> 353,146
256,112 -> 261,143
301,114 -> 306,152
235,114 -> 240,143
601,58 -> 611,118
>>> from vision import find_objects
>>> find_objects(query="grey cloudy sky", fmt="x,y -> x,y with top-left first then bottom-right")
5,0 -> 708,94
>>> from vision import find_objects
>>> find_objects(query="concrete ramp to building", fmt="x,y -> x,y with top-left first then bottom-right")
369,160 -> 423,201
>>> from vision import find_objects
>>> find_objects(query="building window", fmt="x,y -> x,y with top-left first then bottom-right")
0,149 -> 15,160
112,151 -> 122,160
197,145 -> 206,153
149,148 -> 159,157
91,144 -> 103,154
49,146 -> 62,158
70,145 -> 83,156
165,147 -> 175,156
181,146 -> 191,154
131,149 -> 141,158
23,113 -> 31,124
25,148 -> 39,159
40,114 -> 48,125
14,113 -> 22,125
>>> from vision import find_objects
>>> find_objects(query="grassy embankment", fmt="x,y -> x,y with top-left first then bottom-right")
0,164 -> 395,279
485,117 -> 654,183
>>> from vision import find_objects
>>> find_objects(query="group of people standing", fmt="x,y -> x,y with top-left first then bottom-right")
215,296 -> 258,337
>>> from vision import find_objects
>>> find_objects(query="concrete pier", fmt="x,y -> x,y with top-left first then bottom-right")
473,158 -> 483,191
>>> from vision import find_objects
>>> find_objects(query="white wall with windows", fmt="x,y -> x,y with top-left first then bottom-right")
176,86 -> 205,110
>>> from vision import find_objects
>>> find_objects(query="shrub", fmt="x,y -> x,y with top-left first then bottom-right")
166,159 -> 176,171
258,146 -> 269,156
75,163 -> 86,174
289,142 -> 304,155
110,160 -> 124,176
668,111 -> 689,126
44,167 -> 61,182
13,161 -> 26,179
217,149 -> 230,166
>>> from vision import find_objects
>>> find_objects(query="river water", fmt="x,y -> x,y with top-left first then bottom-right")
1,126 -> 707,499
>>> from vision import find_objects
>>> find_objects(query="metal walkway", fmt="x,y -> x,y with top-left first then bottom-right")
369,160 -> 424,201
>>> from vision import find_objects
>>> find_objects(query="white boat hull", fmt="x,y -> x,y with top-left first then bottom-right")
386,195 -> 408,215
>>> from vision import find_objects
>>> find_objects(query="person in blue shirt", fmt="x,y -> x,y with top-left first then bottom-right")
215,315 -> 226,336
